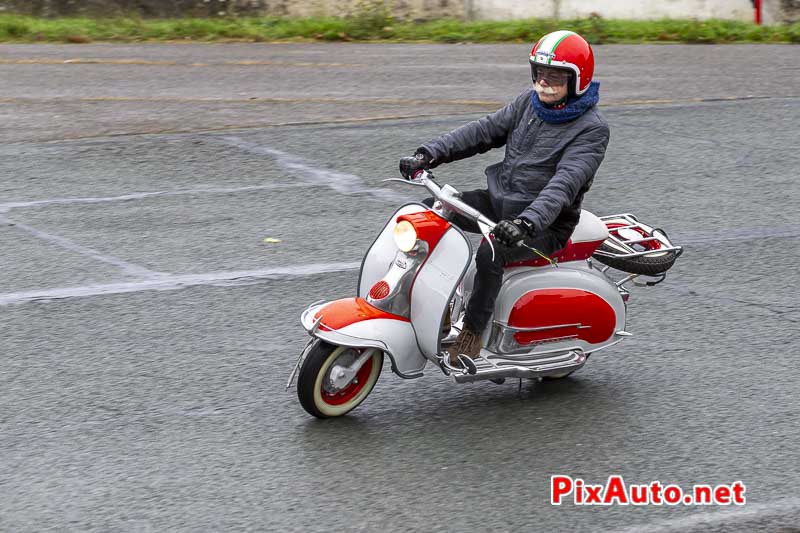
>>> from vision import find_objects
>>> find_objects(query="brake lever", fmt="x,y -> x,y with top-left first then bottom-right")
477,219 -> 496,262
382,178 -> 427,187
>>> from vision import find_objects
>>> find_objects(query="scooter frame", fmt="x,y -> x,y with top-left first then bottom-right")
287,171 -> 681,389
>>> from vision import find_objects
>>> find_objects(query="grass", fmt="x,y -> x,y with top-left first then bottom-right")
0,14 -> 798,44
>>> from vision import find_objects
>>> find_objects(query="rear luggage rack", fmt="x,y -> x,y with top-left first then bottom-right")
593,213 -> 683,260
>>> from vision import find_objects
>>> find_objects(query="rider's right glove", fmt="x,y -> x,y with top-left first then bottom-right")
399,149 -> 433,180
494,218 -> 534,246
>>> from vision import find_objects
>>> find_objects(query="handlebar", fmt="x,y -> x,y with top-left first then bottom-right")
389,170 -> 497,227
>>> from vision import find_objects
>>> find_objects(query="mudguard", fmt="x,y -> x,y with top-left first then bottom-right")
301,298 -> 427,378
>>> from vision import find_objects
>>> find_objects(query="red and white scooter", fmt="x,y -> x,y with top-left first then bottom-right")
287,171 -> 682,418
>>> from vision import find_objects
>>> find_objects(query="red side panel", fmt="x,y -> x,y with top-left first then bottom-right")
508,289 -> 616,345
506,238 -> 606,268
315,297 -> 409,331
397,211 -> 450,250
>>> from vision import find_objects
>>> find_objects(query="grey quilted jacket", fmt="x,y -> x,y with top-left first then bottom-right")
420,89 -> 610,238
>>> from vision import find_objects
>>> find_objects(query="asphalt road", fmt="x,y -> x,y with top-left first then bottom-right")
1,43 -> 799,532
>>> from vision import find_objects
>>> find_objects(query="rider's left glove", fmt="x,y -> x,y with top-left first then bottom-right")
494,218 -> 534,246
399,149 -> 433,180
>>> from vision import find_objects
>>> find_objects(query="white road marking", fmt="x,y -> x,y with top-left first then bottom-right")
0,183 -> 310,280
219,136 -> 413,204
608,497 -> 800,532
0,183 -> 306,213
2,216 -> 163,279
0,261 -> 361,306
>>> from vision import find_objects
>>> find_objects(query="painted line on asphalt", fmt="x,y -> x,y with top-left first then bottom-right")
219,136 -> 414,204
605,94 -> 791,107
1,216 -> 164,279
3,112 -> 481,145
0,142 -> 406,284
0,262 -> 361,306
5,94 -> 796,145
0,183 -> 308,213
0,58 -> 363,68
0,95 -> 500,106
0,58 -> 182,66
608,497 -> 800,533
2,223 -> 797,306
1,94 -> 790,108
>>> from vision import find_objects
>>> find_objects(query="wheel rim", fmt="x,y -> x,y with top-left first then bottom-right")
320,353 -> 373,406
311,346 -> 382,417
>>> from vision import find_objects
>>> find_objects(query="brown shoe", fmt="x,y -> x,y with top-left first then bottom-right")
448,328 -> 482,365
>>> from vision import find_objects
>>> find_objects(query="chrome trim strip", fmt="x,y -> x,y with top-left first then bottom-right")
300,302 -> 327,332
452,349 -> 587,383
487,319 -> 590,354
495,322 -> 591,333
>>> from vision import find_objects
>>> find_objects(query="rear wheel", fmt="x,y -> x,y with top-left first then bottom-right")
297,341 -> 383,419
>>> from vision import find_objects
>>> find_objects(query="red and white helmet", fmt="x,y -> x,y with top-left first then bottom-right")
530,30 -> 595,96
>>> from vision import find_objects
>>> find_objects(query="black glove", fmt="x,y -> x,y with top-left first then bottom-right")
399,149 -> 433,180
493,218 -> 534,246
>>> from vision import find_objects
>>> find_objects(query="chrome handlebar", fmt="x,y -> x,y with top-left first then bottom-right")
384,171 -> 497,226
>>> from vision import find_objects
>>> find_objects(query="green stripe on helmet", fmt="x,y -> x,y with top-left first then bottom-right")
548,31 -> 575,64
538,30 -> 573,55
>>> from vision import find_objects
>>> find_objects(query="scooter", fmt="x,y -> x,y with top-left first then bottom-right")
287,170 -> 682,418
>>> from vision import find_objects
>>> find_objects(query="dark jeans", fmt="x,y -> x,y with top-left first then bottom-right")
423,190 -> 567,333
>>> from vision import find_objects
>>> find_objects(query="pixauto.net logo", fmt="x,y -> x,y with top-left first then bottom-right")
551,475 -> 746,506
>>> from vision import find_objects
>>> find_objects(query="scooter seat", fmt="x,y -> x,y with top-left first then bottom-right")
505,210 -> 609,268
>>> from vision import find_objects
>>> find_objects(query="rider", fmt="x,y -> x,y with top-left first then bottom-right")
399,30 -> 610,366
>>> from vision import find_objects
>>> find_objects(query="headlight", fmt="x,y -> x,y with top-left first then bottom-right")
393,220 -> 418,252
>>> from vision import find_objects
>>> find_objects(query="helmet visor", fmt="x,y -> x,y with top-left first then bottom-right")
531,65 -> 571,86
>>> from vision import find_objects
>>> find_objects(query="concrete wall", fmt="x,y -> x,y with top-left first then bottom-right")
0,0 -> 795,23
771,0 -> 800,23
470,0 -> 758,22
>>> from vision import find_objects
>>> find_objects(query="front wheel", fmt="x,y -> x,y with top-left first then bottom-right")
297,341 -> 383,419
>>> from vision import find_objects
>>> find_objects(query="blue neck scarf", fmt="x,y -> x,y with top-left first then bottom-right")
531,81 -> 600,124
